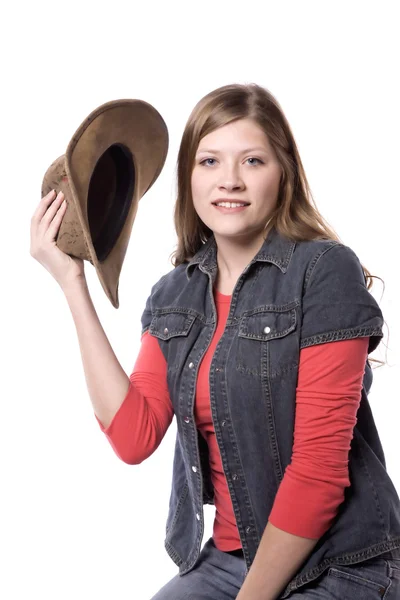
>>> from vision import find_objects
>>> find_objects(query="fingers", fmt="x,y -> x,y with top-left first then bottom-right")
41,190 -> 66,225
46,197 -> 68,240
31,189 -> 58,224
30,189 -> 68,256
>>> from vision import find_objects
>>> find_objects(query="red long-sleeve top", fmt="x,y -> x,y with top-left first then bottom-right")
96,288 -> 369,548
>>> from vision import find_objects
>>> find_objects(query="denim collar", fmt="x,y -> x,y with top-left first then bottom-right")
185,226 -> 296,280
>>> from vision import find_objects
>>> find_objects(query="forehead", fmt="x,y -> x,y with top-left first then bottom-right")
197,118 -> 272,153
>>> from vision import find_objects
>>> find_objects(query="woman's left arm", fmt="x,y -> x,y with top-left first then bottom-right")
236,521 -> 318,600
237,336 -> 369,600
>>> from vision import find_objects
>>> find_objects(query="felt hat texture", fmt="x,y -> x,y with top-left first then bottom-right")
41,99 -> 169,308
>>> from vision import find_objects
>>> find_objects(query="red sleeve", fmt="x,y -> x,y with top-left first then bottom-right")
95,331 -> 174,464
268,336 -> 369,539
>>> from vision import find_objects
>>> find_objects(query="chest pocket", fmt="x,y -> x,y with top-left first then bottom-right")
150,310 -> 196,340
239,306 -> 296,341
149,310 -> 197,376
237,305 -> 298,377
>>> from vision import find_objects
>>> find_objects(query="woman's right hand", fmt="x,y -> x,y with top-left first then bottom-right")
30,189 -> 85,289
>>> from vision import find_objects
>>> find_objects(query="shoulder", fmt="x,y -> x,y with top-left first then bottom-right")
140,263 -> 188,333
291,238 -> 365,287
146,263 -> 189,304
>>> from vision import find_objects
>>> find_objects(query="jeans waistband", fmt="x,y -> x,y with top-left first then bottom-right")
223,546 -> 400,560
223,545 -> 400,562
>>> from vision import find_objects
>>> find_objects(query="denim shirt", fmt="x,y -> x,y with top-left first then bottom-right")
141,227 -> 400,597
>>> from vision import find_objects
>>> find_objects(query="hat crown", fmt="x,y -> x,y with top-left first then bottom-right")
42,156 -> 92,263
41,99 -> 169,308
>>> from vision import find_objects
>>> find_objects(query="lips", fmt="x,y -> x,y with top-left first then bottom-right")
213,204 -> 249,214
212,201 -> 250,206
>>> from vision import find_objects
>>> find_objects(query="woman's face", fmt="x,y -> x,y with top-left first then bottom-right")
191,118 -> 282,245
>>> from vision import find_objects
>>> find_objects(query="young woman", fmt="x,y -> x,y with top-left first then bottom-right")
31,84 -> 400,599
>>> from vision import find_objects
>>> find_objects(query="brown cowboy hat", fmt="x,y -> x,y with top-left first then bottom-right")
41,99 -> 168,308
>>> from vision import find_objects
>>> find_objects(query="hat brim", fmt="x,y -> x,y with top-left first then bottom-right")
64,99 -> 168,308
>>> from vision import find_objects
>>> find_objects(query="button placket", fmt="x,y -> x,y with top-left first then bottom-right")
186,355 -> 200,523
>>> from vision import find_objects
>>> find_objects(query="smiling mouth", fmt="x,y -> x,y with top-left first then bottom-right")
212,202 -> 250,208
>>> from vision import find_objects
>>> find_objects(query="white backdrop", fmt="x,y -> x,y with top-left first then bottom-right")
1,1 -> 399,598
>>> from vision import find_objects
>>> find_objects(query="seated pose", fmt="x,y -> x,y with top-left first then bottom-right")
31,84 -> 400,599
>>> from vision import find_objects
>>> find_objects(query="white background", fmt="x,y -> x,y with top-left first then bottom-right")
1,1 -> 399,598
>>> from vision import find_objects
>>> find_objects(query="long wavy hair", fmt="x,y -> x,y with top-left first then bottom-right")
172,83 -> 374,282
170,83 -> 386,366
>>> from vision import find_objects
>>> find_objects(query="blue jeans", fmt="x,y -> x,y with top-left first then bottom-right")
150,537 -> 400,599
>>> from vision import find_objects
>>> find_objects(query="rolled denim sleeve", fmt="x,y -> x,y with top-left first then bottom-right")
300,243 -> 384,354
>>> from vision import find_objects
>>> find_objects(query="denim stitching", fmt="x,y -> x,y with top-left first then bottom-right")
166,483 -> 189,537
239,309 -> 297,341
303,242 -> 340,290
281,539 -> 400,597
300,327 -> 383,349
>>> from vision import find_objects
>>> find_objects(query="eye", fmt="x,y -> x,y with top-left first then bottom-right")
246,157 -> 263,166
198,157 -> 264,167
199,158 -> 217,166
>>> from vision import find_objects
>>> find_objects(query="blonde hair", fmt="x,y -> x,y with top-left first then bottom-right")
170,83 -> 386,366
172,83 -> 373,289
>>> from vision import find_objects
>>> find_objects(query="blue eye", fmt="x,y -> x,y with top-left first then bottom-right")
199,157 -> 263,166
200,158 -> 216,166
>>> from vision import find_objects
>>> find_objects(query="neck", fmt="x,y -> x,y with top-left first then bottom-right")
213,232 -> 266,291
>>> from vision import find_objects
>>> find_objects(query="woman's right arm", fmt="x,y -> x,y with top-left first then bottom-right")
94,330 -> 174,464
31,189 -> 173,464
30,189 -> 131,430
63,282 -> 173,463
62,278 -> 131,429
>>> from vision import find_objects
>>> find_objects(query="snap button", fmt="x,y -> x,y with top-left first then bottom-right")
184,416 -> 190,423
163,327 -> 169,335
232,473 -> 238,480
196,513 -> 200,521
192,466 -> 197,472
245,526 -> 252,534
263,326 -> 271,334
188,362 -> 194,369
221,420 -> 226,426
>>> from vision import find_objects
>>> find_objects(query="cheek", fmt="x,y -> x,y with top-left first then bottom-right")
256,172 -> 281,202
190,175 -> 204,215
191,171 -> 201,197
191,171 -> 211,202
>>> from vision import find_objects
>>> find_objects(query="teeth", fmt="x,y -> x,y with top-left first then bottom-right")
215,202 -> 247,208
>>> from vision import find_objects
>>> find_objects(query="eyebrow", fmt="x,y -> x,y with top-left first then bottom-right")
196,147 -> 269,155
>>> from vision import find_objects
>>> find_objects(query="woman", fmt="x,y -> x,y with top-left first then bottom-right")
30,83 -> 400,599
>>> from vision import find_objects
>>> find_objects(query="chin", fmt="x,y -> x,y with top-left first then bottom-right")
212,227 -> 253,240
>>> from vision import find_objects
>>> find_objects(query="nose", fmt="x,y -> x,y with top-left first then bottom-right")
217,164 -> 244,193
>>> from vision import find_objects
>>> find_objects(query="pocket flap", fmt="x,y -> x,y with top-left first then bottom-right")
239,307 -> 296,341
150,311 -> 196,340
